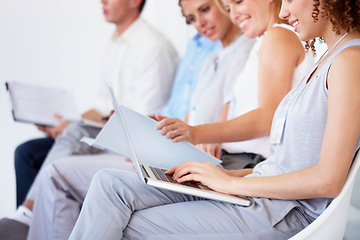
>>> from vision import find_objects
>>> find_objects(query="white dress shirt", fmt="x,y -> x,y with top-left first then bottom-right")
93,17 -> 178,116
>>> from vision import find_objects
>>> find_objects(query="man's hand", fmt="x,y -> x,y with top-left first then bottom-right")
36,121 -> 70,139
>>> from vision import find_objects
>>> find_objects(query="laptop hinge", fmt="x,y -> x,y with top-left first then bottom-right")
141,165 -> 150,180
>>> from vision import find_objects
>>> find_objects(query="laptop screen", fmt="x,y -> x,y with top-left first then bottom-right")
107,81 -> 146,182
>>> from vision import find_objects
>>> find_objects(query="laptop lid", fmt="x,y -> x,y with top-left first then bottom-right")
107,82 -> 251,206
107,82 -> 147,182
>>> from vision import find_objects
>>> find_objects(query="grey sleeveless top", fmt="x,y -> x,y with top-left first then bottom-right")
248,39 -> 360,223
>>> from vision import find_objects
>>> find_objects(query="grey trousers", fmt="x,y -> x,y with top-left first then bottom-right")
26,128 -> 264,239
26,123 -> 103,201
27,153 -> 134,240
69,170 -> 310,240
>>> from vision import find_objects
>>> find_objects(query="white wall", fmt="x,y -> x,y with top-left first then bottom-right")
0,0 -> 191,217
2,0 -> 357,221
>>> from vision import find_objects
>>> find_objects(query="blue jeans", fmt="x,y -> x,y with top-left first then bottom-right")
14,137 -> 54,207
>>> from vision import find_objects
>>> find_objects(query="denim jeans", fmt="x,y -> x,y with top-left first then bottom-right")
14,137 -> 54,207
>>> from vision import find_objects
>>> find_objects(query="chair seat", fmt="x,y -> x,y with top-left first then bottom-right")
289,152 -> 360,240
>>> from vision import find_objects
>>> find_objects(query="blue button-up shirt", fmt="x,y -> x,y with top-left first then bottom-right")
159,33 -> 221,119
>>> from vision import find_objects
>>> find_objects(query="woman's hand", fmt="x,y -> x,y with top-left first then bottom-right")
197,143 -> 222,159
155,114 -> 195,143
166,161 -> 237,195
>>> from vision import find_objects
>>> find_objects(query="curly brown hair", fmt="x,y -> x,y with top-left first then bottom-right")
306,0 -> 360,55
312,0 -> 360,33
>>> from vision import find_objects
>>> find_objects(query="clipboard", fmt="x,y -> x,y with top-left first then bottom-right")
5,81 -> 103,128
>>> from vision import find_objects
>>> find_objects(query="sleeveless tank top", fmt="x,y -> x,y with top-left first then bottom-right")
250,39 -> 360,221
223,23 -> 314,158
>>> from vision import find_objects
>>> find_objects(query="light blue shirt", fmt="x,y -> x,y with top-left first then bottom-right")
159,33 -> 221,119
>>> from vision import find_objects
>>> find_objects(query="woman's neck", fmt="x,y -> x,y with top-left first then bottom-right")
220,24 -> 242,48
322,28 -> 359,54
264,15 -> 286,36
264,3 -> 287,36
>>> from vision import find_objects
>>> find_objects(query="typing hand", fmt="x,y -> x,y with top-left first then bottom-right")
166,161 -> 235,195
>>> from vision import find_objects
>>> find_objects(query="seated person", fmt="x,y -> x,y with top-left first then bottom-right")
29,0 -> 310,237
25,0 -> 252,239
0,0 -> 178,237
68,0 -> 360,238
156,0 -> 314,170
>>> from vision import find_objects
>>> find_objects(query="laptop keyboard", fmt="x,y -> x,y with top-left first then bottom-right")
149,166 -> 200,189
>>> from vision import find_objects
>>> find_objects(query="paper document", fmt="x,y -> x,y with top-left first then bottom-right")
5,81 -> 104,128
5,81 -> 79,126
83,106 -> 222,169
81,114 -> 131,157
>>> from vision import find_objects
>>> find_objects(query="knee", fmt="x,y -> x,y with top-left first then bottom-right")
91,169 -> 118,186
85,169 -> 114,197
44,163 -> 59,179
37,164 -> 60,191
60,124 -> 99,141
58,124 -> 84,141
94,169 -> 136,182
14,141 -> 31,167
56,124 -> 101,153
15,141 -> 31,157
90,169 -> 137,194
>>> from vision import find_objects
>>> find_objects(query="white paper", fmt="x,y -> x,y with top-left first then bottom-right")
6,81 -> 80,126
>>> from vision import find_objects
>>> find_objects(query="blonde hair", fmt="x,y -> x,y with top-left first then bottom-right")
214,0 -> 229,15
215,0 -> 287,25
179,0 -> 230,24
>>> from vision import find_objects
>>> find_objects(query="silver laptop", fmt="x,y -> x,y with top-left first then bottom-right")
108,82 -> 251,207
